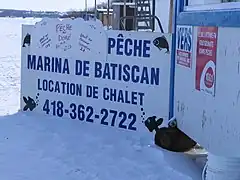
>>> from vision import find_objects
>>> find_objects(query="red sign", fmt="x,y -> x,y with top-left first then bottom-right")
195,27 -> 218,96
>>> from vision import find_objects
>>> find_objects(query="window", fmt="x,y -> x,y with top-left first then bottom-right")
185,0 -> 240,11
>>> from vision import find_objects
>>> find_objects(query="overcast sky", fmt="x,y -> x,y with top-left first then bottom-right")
2,0 -> 106,11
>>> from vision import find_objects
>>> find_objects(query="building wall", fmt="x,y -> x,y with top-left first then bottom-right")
154,0 -> 240,33
155,0 -> 171,33
189,0 -> 240,5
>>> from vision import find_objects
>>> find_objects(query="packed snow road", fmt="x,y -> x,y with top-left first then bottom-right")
0,17 -> 201,180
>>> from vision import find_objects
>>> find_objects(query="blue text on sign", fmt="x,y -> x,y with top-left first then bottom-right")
42,99 -> 137,131
177,27 -> 192,52
27,54 -> 160,86
108,34 -> 151,57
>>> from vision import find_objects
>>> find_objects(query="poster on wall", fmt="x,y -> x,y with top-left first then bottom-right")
176,25 -> 193,69
195,26 -> 218,96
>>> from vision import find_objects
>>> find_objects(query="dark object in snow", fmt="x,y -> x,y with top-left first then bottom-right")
154,126 -> 197,152
144,116 -> 196,153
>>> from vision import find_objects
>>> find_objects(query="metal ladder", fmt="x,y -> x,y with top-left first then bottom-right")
135,0 -> 153,31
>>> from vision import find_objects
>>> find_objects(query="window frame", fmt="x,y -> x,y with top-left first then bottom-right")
184,0 -> 240,11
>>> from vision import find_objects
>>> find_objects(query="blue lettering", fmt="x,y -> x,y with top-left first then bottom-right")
116,37 -> 124,55
55,58 -> 61,72
95,62 -> 102,78
118,64 -> 122,81
122,65 -> 130,82
102,87 -> 145,106
86,85 -> 98,99
107,37 -> 151,57
143,40 -> 151,57
37,56 -> 43,70
138,92 -> 144,106
27,54 -> 36,69
75,60 -> 90,77
133,39 -> 142,57
118,90 -> 125,103
37,78 -> 82,96
92,86 -> 98,99
131,92 -> 138,105
49,80 -> 54,92
27,54 -> 70,74
103,88 -> 111,101
63,59 -> 70,74
102,63 -> 111,79
43,100 -> 137,131
44,56 -> 51,71
150,68 -> 160,85
141,67 -> 149,84
111,63 -> 117,80
108,38 -> 115,54
177,27 -> 192,52
131,65 -> 140,83
94,62 -> 160,85
124,38 -> 133,56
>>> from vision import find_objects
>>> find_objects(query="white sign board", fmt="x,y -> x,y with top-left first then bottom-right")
21,19 -> 172,139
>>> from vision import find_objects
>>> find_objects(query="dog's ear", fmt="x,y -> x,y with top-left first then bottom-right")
156,118 -> 163,126
23,96 -> 28,103
23,105 -> 28,111
149,116 -> 156,120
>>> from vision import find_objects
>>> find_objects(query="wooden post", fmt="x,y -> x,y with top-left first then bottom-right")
107,0 -> 110,29
123,0 -> 127,29
94,0 -> 97,20
168,0 -> 174,33
85,0 -> 88,20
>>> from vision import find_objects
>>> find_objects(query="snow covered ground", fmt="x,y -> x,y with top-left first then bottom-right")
0,17 -> 202,180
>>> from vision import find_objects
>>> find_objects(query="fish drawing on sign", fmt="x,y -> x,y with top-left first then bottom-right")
153,36 -> 170,54
23,96 -> 37,111
22,33 -> 31,47
39,34 -> 51,48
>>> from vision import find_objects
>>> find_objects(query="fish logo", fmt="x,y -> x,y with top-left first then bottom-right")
22,33 -> 31,47
23,96 -> 37,111
153,36 -> 170,54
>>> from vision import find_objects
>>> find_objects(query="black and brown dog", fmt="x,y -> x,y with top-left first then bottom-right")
144,116 -> 196,153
